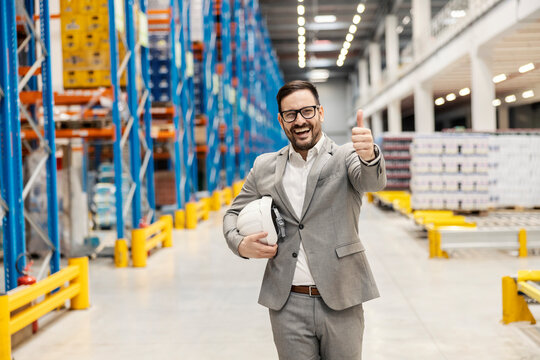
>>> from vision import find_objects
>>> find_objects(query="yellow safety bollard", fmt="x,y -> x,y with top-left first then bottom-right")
68,257 -> 90,310
131,228 -> 147,268
233,181 -> 243,197
114,239 -> 129,268
0,295 -> 10,360
366,193 -> 374,203
202,198 -> 211,220
186,202 -> 198,229
518,229 -> 527,258
211,190 -> 221,211
175,209 -> 185,229
162,215 -> 174,248
501,276 -> 535,324
223,187 -> 233,205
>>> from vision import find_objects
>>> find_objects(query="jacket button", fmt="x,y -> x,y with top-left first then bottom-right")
292,252 -> 298,258
299,224 -> 304,229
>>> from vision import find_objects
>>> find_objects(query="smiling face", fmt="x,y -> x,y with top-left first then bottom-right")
278,89 -> 324,158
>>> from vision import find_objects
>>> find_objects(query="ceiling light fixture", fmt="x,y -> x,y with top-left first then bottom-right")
522,90 -> 534,98
297,5 -> 305,15
492,74 -> 507,83
492,99 -> 501,106
353,15 -> 361,24
459,87 -> 470,96
298,27 -> 305,35
446,93 -> 456,101
345,33 -> 354,42
298,43 -> 306,50
505,94 -> 516,103
314,15 -> 336,23
349,24 -> 357,33
357,3 -> 365,13
435,97 -> 445,106
519,62 -> 535,73
298,16 -> 305,26
343,41 -> 351,49
309,69 -> 330,80
298,35 -> 306,44
402,16 -> 410,25
451,10 -> 466,18
396,25 -> 403,34
340,48 -> 348,56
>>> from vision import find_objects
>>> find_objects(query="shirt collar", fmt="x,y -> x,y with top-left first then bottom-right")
288,133 -> 326,160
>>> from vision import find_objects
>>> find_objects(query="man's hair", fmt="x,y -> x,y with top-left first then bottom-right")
276,80 -> 320,112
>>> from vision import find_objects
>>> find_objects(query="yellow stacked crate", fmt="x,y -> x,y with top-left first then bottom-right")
60,0 -> 126,89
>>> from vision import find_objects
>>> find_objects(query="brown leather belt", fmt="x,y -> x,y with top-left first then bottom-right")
291,285 -> 320,296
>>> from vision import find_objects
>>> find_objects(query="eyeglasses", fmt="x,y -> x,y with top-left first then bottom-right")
279,105 -> 319,123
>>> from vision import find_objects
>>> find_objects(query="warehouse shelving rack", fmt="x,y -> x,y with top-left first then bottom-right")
0,0 -> 60,291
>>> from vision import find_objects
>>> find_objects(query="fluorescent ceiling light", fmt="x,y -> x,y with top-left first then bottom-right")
298,27 -> 306,35
343,41 -> 351,49
337,61 -> 344,67
505,94 -> 516,103
357,3 -> 365,13
396,25 -> 403,34
297,5 -> 305,15
402,16 -> 410,25
446,93 -> 456,101
298,35 -> 306,44
451,10 -> 466,18
309,69 -> 330,80
345,33 -> 354,42
299,63 -> 306,68
459,87 -> 470,96
434,97 -> 445,106
522,90 -> 534,98
353,15 -> 361,24
314,15 -> 336,23
492,99 -> 501,106
519,62 -> 535,73
299,50 -> 306,57
340,48 -> 348,56
298,0 -> 303,2
298,17 -> 305,26
492,74 -> 507,83
298,43 -> 306,50
349,24 -> 357,33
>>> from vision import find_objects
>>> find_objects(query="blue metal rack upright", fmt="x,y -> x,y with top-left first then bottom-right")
220,0 -> 235,189
107,0 -> 156,265
203,0 -> 221,201
180,0 -> 198,207
0,0 -> 61,291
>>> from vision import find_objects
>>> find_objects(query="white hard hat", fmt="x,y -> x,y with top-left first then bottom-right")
237,196 -> 286,245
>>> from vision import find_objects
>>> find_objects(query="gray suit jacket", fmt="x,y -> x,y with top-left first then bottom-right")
223,136 -> 387,311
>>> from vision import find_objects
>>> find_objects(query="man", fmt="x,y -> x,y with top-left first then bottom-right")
223,80 -> 386,359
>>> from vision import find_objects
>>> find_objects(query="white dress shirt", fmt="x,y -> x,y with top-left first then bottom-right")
283,134 -> 327,285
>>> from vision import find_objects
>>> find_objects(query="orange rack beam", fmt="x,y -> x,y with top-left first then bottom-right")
21,128 -> 115,140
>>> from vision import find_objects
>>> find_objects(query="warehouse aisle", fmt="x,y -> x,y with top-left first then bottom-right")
12,202 -> 540,360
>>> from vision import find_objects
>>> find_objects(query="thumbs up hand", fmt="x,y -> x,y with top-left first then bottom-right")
352,109 -> 375,162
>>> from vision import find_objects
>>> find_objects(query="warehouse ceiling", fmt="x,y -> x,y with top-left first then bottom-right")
259,0 -> 450,82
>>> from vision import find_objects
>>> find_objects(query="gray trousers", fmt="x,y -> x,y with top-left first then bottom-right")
269,292 -> 365,360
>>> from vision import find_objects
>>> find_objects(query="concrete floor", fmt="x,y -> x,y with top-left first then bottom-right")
11,202 -> 540,359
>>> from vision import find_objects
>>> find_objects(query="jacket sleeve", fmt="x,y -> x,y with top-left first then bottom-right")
346,144 -> 387,194
223,157 -> 262,257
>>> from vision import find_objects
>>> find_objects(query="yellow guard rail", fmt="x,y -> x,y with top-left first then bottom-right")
132,215 -> 174,267
0,257 -> 89,360
502,270 -> 540,324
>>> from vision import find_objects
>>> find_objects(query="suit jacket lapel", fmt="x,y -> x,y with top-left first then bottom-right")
300,137 -> 334,220
274,145 -> 299,222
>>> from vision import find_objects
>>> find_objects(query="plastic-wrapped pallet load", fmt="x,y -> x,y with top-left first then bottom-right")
410,133 -> 490,211
488,133 -> 540,208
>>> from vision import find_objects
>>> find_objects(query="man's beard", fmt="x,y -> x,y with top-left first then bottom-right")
286,122 -> 321,152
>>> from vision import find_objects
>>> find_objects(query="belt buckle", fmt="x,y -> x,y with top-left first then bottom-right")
309,285 -> 315,297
